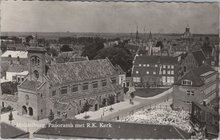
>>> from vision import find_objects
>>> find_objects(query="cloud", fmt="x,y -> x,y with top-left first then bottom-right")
1,1 -> 219,34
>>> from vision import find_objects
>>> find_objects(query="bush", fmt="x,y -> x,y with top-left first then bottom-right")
84,115 -> 90,119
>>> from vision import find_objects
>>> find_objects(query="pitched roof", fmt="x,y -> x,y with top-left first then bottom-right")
175,64 -> 216,86
46,59 -> 117,86
1,122 -> 29,138
1,50 -> 28,58
192,50 -> 207,66
0,94 -> 18,102
34,119 -> 190,139
134,55 -> 178,65
19,79 -> 43,91
7,64 -> 28,73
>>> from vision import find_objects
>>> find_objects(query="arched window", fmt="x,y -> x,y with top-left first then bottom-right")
31,56 -> 40,66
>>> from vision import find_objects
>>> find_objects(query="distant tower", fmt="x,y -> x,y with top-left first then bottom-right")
148,31 -> 153,55
135,26 -> 139,43
182,24 -> 192,40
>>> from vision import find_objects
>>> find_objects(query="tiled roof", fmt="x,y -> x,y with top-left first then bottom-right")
0,94 -> 18,102
19,80 -> 43,91
192,50 -> 207,66
34,119 -> 190,139
46,59 -> 117,86
175,64 -> 216,86
7,64 -> 28,73
1,122 -> 29,138
134,55 -> 178,65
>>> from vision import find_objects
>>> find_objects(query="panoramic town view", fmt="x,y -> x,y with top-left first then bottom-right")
0,1 -> 219,139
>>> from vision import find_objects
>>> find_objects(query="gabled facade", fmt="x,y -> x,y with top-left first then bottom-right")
17,47 -> 124,120
173,64 -> 218,112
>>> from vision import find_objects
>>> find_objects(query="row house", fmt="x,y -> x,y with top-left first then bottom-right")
16,46 -> 124,120
132,55 -> 180,87
173,64 -> 218,112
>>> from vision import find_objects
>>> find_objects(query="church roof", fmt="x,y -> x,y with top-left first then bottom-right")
46,59 -> 118,86
19,79 -> 43,91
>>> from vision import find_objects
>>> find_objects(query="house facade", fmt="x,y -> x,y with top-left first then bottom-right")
17,46 -> 124,120
173,64 -> 218,112
132,55 -> 180,87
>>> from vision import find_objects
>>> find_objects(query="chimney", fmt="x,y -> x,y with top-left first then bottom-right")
17,56 -> 20,64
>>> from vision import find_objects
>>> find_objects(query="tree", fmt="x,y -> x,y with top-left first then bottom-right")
130,92 -> 135,104
8,111 -> 14,124
60,44 -> 73,52
81,101 -> 92,113
25,35 -> 33,45
46,47 -> 58,57
94,46 -> 133,76
48,110 -> 54,122
82,41 -> 104,59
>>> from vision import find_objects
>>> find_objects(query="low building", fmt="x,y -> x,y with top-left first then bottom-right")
132,55 -> 180,87
33,119 -> 190,139
16,46 -> 124,120
173,64 -> 218,111
6,64 -> 28,83
1,50 -> 28,65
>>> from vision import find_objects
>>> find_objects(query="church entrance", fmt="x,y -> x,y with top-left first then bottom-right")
28,107 -> 33,116
22,106 -> 27,115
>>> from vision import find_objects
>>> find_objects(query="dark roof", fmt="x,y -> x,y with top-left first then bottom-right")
1,122 -> 29,138
114,65 -> 125,74
175,64 -> 216,86
134,55 -> 178,65
19,79 -> 43,91
7,64 -> 28,73
192,50 -> 207,66
34,119 -> 190,139
27,47 -> 46,53
0,94 -> 18,102
46,59 -> 117,86
125,44 -> 139,52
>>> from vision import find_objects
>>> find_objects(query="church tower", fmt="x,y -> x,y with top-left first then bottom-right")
135,26 -> 139,43
27,37 -> 46,82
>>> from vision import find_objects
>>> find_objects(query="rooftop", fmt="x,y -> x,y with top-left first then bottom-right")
192,50 -> 207,66
19,79 -> 43,91
134,55 -> 178,65
1,50 -> 28,58
34,119 -> 190,139
7,64 -> 28,73
46,59 -> 117,86
1,122 -> 29,138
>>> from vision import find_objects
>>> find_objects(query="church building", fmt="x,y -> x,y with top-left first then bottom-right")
17,46 -> 124,120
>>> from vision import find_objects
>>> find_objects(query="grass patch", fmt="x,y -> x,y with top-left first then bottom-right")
134,88 -> 169,98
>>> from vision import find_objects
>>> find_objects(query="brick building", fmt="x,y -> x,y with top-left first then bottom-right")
132,55 -> 180,87
16,46 -> 124,120
173,64 -> 218,112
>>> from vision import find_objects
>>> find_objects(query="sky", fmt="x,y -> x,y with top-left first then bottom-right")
1,1 -> 219,34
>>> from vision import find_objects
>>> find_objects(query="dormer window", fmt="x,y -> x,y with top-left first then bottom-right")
139,64 -> 142,67
182,80 -> 192,86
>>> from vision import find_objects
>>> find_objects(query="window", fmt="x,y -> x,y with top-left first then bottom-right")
82,83 -> 89,90
33,70 -> 39,79
21,77 -> 24,82
147,64 -> 150,67
163,65 -> 166,68
136,71 -> 139,74
31,56 -> 40,66
183,66 -> 186,72
155,64 -> 158,67
139,64 -> 142,67
111,77 -> 116,84
182,80 -> 192,85
92,81 -> 98,88
72,85 -> 78,92
167,70 -> 170,75
52,90 -> 56,96
186,90 -> 190,96
153,71 -> 156,75
143,64 -> 146,67
171,65 -> 174,69
171,70 -> 174,75
170,77 -> 174,83
61,86 -> 68,94
133,77 -> 140,82
163,70 -> 166,75
79,100 -> 81,106
167,65 -> 170,69
17,77 -> 20,82
102,79 -> 107,87
162,76 -> 166,83
146,71 -> 149,74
